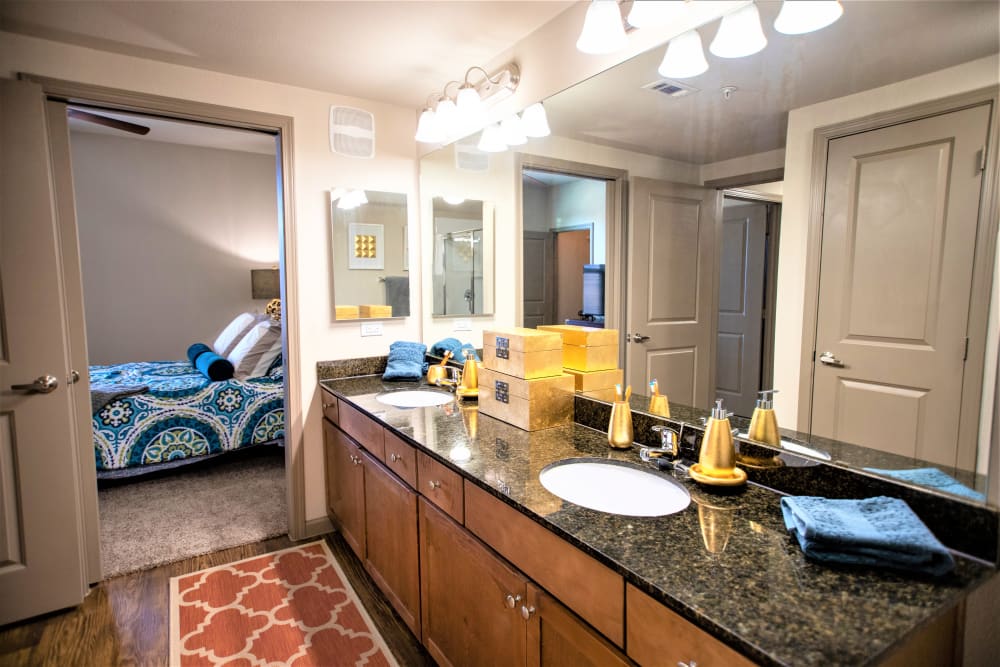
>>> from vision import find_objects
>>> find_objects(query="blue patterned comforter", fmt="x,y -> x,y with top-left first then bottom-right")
91,360 -> 284,471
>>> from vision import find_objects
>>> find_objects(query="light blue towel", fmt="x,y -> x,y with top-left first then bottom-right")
430,337 -> 480,362
382,341 -> 428,381
780,496 -> 955,576
864,467 -> 986,502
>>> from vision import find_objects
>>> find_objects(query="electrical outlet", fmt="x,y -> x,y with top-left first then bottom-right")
360,322 -> 383,337
454,318 -> 472,332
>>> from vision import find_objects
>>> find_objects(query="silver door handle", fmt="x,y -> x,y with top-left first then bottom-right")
630,333 -> 651,343
11,374 -> 59,394
818,352 -> 844,367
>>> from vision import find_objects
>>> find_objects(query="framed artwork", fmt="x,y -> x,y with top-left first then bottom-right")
348,223 -> 384,270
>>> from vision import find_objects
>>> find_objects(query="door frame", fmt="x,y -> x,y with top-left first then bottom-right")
798,87 -> 1000,472
19,74 -> 306,578
514,155 -> 627,349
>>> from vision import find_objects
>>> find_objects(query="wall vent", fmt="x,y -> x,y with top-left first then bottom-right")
643,79 -> 699,98
329,106 -> 375,158
454,140 -> 489,172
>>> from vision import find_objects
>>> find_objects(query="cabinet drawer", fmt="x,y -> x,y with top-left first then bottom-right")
464,481 -> 624,647
339,400 -> 385,461
321,390 -> 339,425
417,451 -> 464,523
626,584 -> 754,667
384,429 -> 417,488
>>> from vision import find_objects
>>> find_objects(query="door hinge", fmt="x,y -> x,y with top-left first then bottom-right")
811,349 -> 816,362
977,146 -> 987,172
964,337 -> 969,362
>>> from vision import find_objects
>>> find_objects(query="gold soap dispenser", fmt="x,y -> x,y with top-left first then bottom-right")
747,389 -> 780,446
607,384 -> 633,450
456,350 -> 479,399
691,398 -> 747,487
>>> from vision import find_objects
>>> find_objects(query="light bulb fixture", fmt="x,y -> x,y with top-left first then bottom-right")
442,195 -> 466,205
415,63 -> 519,144
520,102 -> 551,138
435,96 -> 459,129
500,114 -> 527,146
477,123 -> 507,153
576,0 -> 628,55
627,0 -> 687,29
774,0 -> 843,35
414,106 -> 442,144
658,29 -> 709,79
336,189 -> 368,210
710,2 -> 767,58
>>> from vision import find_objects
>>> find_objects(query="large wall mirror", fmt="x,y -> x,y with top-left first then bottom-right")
419,1 -> 999,503
330,189 -> 410,319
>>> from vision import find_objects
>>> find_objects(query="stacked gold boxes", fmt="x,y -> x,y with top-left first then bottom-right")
359,304 -> 393,318
538,325 -> 622,401
478,327 -> 575,431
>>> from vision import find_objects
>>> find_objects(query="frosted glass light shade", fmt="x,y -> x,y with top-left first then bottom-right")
576,0 -> 627,54
477,123 -> 507,153
500,115 -> 527,146
414,109 -> 441,143
627,1 -> 686,29
442,196 -> 465,205
337,189 -> 367,209
435,98 -> 459,129
455,85 -> 482,116
710,3 -> 767,58
658,30 -> 709,79
521,103 -> 551,138
774,1 -> 843,35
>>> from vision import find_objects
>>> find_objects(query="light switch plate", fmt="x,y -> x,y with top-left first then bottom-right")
454,318 -> 472,332
360,322 -> 383,337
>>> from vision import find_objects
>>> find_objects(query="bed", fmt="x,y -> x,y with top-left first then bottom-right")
91,358 -> 284,477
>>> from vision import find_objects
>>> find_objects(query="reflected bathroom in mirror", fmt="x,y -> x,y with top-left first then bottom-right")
330,189 -> 410,320
431,196 -> 495,316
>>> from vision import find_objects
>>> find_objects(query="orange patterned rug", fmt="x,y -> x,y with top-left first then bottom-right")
169,541 -> 398,666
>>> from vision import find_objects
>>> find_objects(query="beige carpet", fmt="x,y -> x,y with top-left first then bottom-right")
99,453 -> 287,579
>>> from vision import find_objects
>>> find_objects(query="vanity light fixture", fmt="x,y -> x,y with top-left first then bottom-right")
442,195 -> 466,206
500,114 -> 528,146
658,29 -> 709,79
577,0 -> 628,54
627,0 -> 687,29
331,188 -> 368,210
414,63 -> 520,144
520,102 -> 551,138
709,2 -> 767,58
477,123 -> 508,153
773,0 -> 843,35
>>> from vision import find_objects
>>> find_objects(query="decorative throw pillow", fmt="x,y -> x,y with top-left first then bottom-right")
228,320 -> 282,379
212,312 -> 262,357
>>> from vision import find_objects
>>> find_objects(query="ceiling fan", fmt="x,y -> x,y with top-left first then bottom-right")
67,107 -> 150,135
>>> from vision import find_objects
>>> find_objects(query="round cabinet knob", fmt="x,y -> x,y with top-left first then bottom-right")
677,661 -> 698,667
504,594 -> 521,609
520,605 -> 536,620
428,480 -> 441,490
389,452 -> 400,462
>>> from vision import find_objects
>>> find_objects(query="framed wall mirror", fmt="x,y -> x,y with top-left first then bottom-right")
330,189 -> 410,320
431,196 -> 495,316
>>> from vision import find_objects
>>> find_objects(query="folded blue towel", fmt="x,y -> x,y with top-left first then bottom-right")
383,341 -> 428,381
187,342 -> 212,365
430,337 -> 480,362
195,351 -> 235,381
780,496 -> 954,576
864,467 -> 986,502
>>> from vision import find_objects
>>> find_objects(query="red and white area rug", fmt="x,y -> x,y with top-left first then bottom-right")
170,541 -> 398,666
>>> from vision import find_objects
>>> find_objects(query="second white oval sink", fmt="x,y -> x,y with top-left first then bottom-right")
539,460 -> 690,517
376,389 -> 453,408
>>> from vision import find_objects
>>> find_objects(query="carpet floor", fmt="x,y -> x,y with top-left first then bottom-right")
99,453 -> 287,579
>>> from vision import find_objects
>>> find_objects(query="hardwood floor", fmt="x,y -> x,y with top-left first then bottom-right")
0,532 -> 435,666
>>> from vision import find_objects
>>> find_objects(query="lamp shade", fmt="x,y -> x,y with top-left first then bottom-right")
658,30 -> 709,79
251,269 -> 280,300
576,0 -> 627,55
500,115 -> 527,146
435,97 -> 459,129
521,103 -> 551,138
774,1 -> 843,35
477,123 -> 507,153
627,0 -> 686,29
414,108 -> 441,143
710,3 -> 767,58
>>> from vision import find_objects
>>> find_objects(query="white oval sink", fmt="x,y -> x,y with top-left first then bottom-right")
539,460 -> 690,517
376,389 -> 454,408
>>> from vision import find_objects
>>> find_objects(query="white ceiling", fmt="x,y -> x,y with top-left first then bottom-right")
544,1 -> 1000,164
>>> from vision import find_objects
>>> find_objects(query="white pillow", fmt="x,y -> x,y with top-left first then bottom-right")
212,312 -> 260,357
228,320 -> 282,379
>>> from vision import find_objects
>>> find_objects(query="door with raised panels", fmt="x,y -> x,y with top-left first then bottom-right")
811,104 -> 991,468
523,231 -> 555,328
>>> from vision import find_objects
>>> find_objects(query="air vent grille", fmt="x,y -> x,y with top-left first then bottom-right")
643,79 -> 699,98
329,106 -> 375,158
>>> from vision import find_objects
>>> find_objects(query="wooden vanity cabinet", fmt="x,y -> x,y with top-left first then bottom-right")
322,419 -> 366,560
419,498 -> 528,667
525,584 -> 632,667
362,450 -> 421,637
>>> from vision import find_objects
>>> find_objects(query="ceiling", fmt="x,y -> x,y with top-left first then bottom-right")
0,0 -> 574,108
544,1 -> 1000,164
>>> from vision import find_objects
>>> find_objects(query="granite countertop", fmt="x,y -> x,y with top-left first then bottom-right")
320,375 -> 994,667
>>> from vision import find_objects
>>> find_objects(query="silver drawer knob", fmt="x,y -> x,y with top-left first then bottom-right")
390,453 -> 401,462
428,480 -> 441,490
505,594 -> 521,609
520,605 -> 535,620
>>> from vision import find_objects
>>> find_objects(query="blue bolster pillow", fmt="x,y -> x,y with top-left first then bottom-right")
195,351 -> 235,381
187,342 -> 213,365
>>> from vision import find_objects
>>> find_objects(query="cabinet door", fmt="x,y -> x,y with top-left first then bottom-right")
525,584 -> 632,667
323,419 -> 366,560
419,498 -> 527,667
363,451 -> 420,637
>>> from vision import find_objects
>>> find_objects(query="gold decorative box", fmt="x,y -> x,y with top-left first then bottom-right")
564,367 -> 623,393
478,367 -> 575,431
537,324 -> 618,347
482,327 -> 563,380
561,343 -> 619,372
335,305 -> 360,320
359,304 -> 393,319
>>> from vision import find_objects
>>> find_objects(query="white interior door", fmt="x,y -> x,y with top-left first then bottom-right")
0,79 -> 88,624
626,177 -> 720,409
716,201 -> 767,416
811,104 -> 991,468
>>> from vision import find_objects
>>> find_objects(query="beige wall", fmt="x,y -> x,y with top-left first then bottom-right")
70,131 -> 278,364
1,30 -> 418,526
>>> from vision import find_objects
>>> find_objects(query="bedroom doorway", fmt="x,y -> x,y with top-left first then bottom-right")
28,75 -> 301,587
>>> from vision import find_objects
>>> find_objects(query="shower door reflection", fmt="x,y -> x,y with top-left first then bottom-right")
435,228 -> 483,315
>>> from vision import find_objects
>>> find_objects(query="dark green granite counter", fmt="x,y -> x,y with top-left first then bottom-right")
320,375 -> 995,667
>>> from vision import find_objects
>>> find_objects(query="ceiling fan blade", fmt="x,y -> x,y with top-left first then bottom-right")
68,108 -> 151,136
